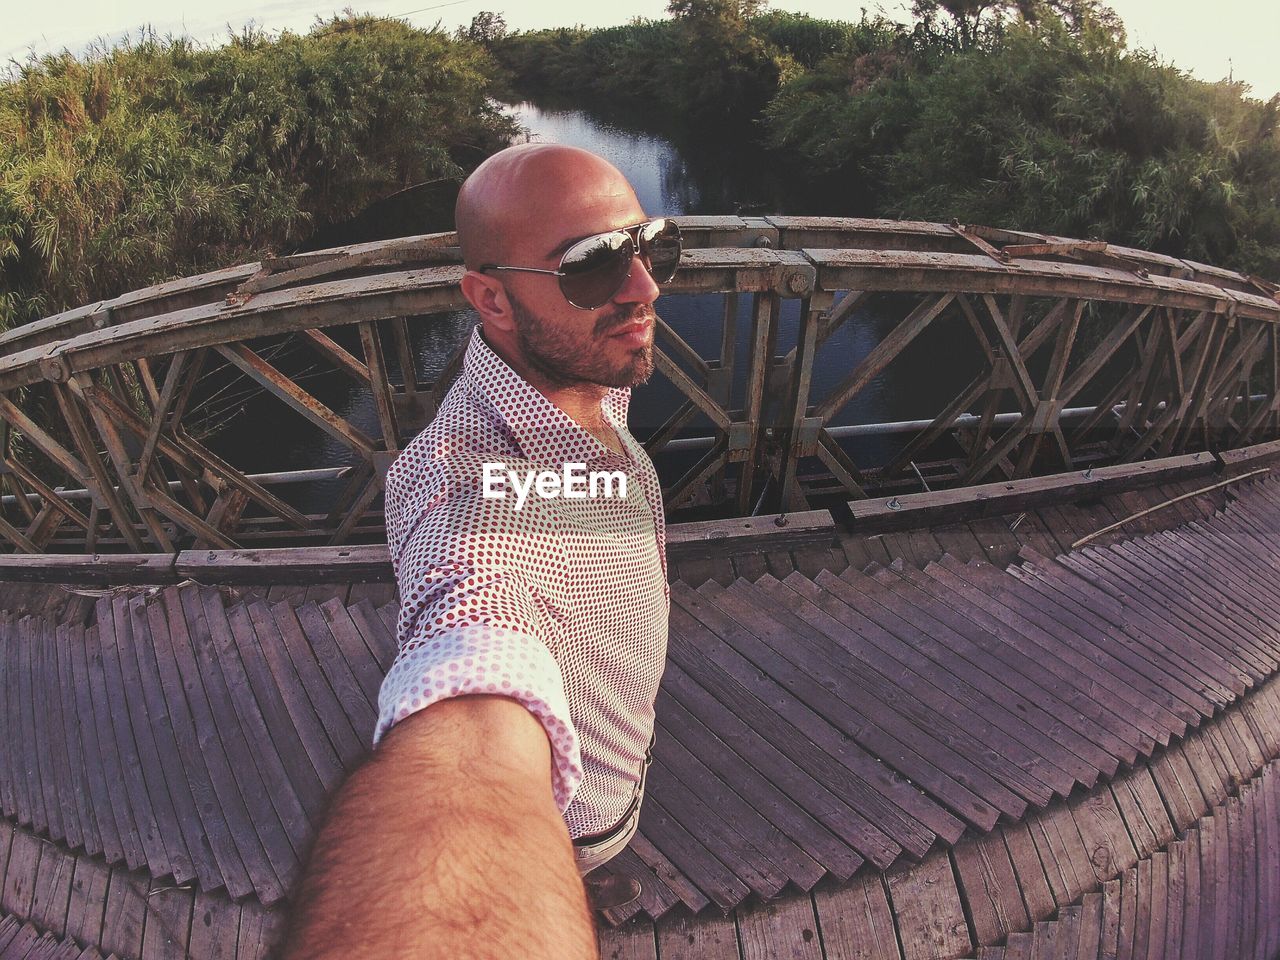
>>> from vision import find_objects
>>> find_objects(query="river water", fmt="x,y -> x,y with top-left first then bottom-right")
210,100 -> 989,511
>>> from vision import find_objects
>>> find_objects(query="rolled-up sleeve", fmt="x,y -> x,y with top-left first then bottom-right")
375,472 -> 584,812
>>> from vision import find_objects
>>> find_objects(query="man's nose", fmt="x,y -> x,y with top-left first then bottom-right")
612,255 -> 661,306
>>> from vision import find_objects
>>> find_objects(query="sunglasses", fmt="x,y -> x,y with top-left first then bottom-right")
478,218 -> 682,310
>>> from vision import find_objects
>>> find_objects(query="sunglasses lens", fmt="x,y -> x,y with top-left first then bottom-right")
558,232 -> 633,308
639,218 -> 682,284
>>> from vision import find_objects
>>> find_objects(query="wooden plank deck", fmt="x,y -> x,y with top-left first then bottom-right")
0,472 -> 1278,958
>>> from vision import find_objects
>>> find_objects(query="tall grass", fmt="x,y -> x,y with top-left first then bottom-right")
0,13 -> 515,330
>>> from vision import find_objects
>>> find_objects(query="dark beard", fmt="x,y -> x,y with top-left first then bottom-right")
507,290 -> 656,389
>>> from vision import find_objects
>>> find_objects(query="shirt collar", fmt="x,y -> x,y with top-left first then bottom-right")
461,325 -> 634,466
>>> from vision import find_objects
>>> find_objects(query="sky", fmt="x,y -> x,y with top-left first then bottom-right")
3,0 -> 1278,101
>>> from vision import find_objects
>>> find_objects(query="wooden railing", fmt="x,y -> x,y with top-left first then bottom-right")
0,217 -> 1277,553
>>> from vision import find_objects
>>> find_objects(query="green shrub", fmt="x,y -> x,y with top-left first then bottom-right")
0,14 -> 515,329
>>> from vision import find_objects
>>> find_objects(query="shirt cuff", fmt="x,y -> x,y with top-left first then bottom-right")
373,623 -> 584,814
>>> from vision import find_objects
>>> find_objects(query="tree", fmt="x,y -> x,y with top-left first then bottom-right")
460,11 -> 507,48
667,0 -> 767,23
665,0 -> 782,123
911,0 -> 1122,50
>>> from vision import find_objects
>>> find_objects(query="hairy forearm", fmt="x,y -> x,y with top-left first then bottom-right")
282,699 -> 597,960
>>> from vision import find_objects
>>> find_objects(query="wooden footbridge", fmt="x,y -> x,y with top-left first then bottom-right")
0,218 -> 1278,960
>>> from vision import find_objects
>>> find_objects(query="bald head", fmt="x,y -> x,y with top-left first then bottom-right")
454,144 -> 642,271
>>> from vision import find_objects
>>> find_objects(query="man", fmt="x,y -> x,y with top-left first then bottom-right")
283,144 -> 676,960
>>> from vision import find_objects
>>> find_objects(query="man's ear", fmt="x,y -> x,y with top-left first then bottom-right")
460,271 -> 516,334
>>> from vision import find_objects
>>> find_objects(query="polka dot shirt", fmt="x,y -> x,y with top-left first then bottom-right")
375,325 -> 671,837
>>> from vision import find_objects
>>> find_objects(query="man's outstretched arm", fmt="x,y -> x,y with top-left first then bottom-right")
282,695 -> 598,960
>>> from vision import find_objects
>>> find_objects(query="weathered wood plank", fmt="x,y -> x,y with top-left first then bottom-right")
653,719 -> 825,890
1164,743 -> 1210,823
0,825 -> 13,920
1053,905 -> 1082,960
936,558 -> 1164,750
656,660 -> 874,889
124,596 -> 223,893
266,600 -> 368,769
242,599 -> 346,799
667,511 -> 836,559
1209,810 -> 1232,960
1225,797 -> 1247,960
316,598 -> 386,716
1262,769 -> 1280,960
1161,835 -> 1186,960
1181,732 -> 1230,809
883,562 -> 1128,772
174,546 -> 391,585
736,895 -> 824,960
598,917 -> 657,960
596,848 -> 680,926
1179,827 -> 1202,960
344,598 -> 398,674
222,599 -> 328,823
1068,787 -> 1139,884
178,587 -> 298,893
29,623 -> 67,850
16,619 -> 46,835
140,879 -> 194,960
919,561 -> 1147,761
1203,723 -> 1250,791
1075,891 -> 1104,960
1003,931 -> 1033,960
81,620 -> 145,869
1116,865 -> 1137,960
26,844 -> 73,938
627,833 -> 710,917
952,831 -> 1030,946
1027,804 -> 1094,909
1141,852 -> 1167,960
849,454 -> 1215,532
1003,557 -> 1202,731
1099,877 -> 1121,960
705,579 -> 969,845
1002,822 -> 1057,924
186,889 -> 241,960
1021,545 -> 1226,718
884,849 -> 972,960
763,571 -> 1018,827
44,624 -> 81,856
858,566 -> 1091,790
198,589 -> 312,861
0,619 -> 18,824
812,872 -> 902,960
291,600 -> 378,748
643,758 -> 788,899
666,597 -> 917,864
158,588 -> 279,902
60,623 -> 113,860
636,796 -> 750,912
0,922 -> 41,960
107,597 -> 193,884
142,596 -> 254,901
98,865 -> 148,960
1109,768 -> 1174,860
653,908 -> 738,960
0,553 -> 176,586
1147,751 -> 1198,835
233,896 -> 288,960
62,856 -> 109,953
0,914 -> 23,955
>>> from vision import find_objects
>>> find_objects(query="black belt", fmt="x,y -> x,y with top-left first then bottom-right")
572,791 -> 641,848
572,739 -> 653,848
